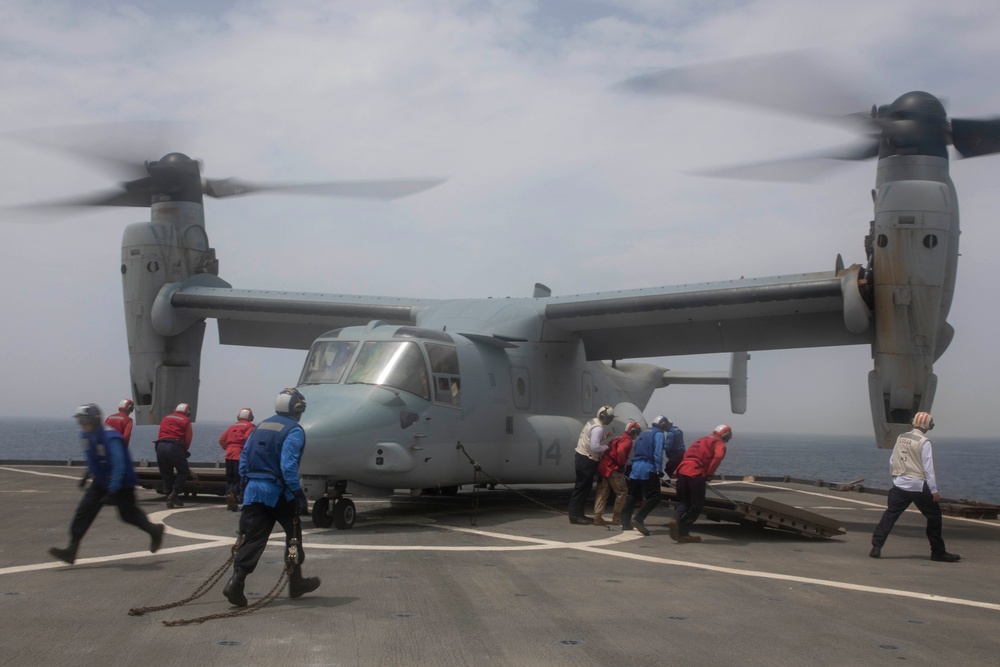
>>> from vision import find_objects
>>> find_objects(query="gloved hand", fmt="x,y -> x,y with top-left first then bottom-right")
101,492 -> 120,506
293,490 -> 309,517
78,472 -> 90,489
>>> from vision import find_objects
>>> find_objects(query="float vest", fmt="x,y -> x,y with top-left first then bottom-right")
104,412 -> 133,445
632,429 -> 658,464
243,415 -> 300,485
220,421 -> 255,460
575,418 -> 607,460
890,429 -> 929,479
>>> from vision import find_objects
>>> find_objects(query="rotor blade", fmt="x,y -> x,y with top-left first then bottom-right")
204,178 -> 447,201
5,122 -> 187,180
691,138 -> 880,183
615,50 -> 876,123
951,117 -> 1000,158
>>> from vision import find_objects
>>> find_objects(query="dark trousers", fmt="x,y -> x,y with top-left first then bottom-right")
674,474 -> 706,537
224,459 -> 241,499
234,496 -> 305,575
69,485 -> 156,544
871,483 -> 947,553
621,474 -> 661,527
568,453 -> 598,519
156,440 -> 190,495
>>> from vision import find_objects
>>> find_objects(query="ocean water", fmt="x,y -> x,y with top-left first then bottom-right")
1,418 -> 997,504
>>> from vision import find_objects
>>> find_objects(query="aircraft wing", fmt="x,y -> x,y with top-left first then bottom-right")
540,266 -> 872,360
158,275 -> 442,350
160,264 -> 870,358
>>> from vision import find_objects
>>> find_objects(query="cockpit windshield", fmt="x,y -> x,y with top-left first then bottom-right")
299,340 -> 358,385
344,341 -> 430,400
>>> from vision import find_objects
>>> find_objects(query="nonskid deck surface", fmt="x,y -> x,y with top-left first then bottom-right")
2,465 -> 998,667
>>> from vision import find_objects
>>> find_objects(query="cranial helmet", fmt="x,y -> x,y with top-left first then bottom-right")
73,404 -> 102,428
713,424 -> 733,442
238,407 -> 254,422
912,412 -> 934,431
597,405 -> 615,425
627,421 -> 642,438
276,388 -> 307,418
652,415 -> 671,431
118,399 -> 134,414
176,403 -> 191,416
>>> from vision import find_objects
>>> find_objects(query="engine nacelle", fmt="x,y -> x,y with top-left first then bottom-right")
868,156 -> 958,448
121,201 -> 217,424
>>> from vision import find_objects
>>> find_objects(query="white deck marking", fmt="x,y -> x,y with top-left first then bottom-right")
2,465 -> 996,612
0,466 -> 79,480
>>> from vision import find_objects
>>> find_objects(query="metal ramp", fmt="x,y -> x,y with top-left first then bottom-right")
660,485 -> 845,539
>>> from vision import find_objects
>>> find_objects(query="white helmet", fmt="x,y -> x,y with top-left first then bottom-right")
73,404 -> 102,428
912,412 -> 934,431
597,405 -> 614,425
176,403 -> 191,416
237,407 -> 254,422
118,399 -> 134,414
713,424 -> 733,442
275,388 -> 306,418
652,415 -> 671,431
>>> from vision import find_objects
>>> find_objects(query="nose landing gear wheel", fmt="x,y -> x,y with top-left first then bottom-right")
333,498 -> 356,529
311,497 -> 333,528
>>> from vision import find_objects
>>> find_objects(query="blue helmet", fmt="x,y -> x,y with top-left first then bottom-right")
275,388 -> 306,418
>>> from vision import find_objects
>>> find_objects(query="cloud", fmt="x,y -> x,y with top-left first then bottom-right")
1,0 -> 999,439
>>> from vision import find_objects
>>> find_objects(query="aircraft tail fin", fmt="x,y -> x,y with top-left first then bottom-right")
660,352 -> 749,414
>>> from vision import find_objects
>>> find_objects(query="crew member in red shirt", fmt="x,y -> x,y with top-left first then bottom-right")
104,399 -> 134,447
593,421 -> 640,526
671,424 -> 732,543
219,408 -> 255,511
156,403 -> 194,509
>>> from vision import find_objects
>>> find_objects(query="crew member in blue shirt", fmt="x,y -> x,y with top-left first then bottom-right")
49,404 -> 165,564
224,388 -> 321,606
621,415 -> 685,535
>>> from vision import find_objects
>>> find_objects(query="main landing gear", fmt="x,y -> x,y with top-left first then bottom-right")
311,481 -> 356,530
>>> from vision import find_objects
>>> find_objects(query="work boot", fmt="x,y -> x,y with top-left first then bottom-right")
289,569 -> 321,599
49,542 -> 79,565
678,535 -> 702,544
611,514 -> 621,525
593,516 -> 609,527
149,524 -> 165,553
167,491 -> 184,508
633,520 -> 650,536
669,519 -> 680,542
226,492 -> 238,512
223,569 -> 248,607
930,551 -> 961,563
869,545 -> 881,559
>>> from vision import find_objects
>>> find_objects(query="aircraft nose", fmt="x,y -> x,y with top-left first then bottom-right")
296,386 -> 426,481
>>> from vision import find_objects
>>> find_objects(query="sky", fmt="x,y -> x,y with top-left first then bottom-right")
1,0 -> 999,440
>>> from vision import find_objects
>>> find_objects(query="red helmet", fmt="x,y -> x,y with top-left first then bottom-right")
176,403 -> 191,416
237,407 -> 254,422
626,421 -> 642,438
713,424 -> 733,442
118,399 -> 134,414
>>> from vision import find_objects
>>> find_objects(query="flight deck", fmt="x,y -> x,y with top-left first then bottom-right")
1,464 -> 998,666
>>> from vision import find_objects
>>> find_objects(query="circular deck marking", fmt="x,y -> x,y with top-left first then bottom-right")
2,465 -> 997,614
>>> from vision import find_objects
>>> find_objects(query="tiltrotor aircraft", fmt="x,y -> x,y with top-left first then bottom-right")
13,54 -> 1000,529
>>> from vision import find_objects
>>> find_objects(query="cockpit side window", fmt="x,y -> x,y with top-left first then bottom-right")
299,340 -> 358,385
426,343 -> 461,407
345,341 -> 430,400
